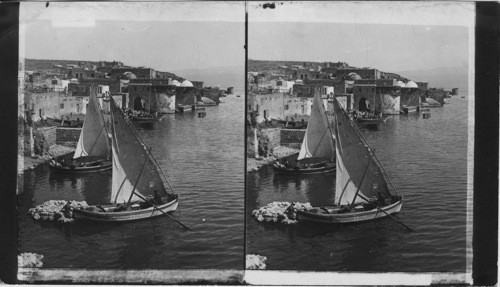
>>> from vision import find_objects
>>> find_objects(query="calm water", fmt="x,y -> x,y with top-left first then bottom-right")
246,96 -> 469,272
18,94 -> 244,269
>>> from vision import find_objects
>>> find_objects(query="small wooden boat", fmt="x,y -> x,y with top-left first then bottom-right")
355,116 -> 388,128
73,97 -> 179,222
50,86 -> 111,173
296,196 -> 403,223
294,98 -> 404,225
273,160 -> 335,174
49,159 -> 112,173
274,94 -> 335,174
73,196 -> 178,222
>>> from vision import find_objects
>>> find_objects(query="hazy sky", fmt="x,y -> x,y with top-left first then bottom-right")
249,1 -> 473,72
21,2 -> 245,71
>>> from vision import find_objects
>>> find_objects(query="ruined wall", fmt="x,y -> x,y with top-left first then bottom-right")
426,88 -> 446,104
280,129 -> 305,149
380,94 -> 401,115
283,96 -> 312,118
33,127 -> 56,155
56,127 -> 81,147
175,87 -> 197,106
260,128 -> 281,152
200,88 -> 221,104
399,88 -> 423,107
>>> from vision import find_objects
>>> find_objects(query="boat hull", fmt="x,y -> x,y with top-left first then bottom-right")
49,160 -> 112,173
273,162 -> 336,174
296,200 -> 402,224
73,199 -> 179,222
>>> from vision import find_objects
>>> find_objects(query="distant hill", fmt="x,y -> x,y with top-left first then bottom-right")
24,58 -> 102,71
248,59 -> 324,73
174,65 -> 245,92
396,66 -> 469,91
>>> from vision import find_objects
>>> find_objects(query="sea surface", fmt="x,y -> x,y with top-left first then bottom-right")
18,94 -> 245,269
246,95 -> 470,272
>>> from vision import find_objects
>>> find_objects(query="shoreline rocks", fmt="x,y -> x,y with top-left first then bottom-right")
28,200 -> 88,223
251,201 -> 312,225
18,252 -> 44,268
246,146 -> 299,173
246,254 -> 267,270
19,145 -> 75,173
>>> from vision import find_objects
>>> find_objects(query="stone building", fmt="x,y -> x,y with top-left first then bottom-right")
352,84 -> 378,112
283,95 -> 313,120
247,92 -> 284,123
24,92 -> 88,122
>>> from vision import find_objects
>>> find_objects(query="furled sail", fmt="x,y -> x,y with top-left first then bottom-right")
73,87 -> 110,159
109,98 -> 168,204
333,98 -> 392,205
297,94 -> 335,161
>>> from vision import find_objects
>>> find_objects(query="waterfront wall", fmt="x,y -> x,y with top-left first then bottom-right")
175,87 -> 221,106
399,88 -> 423,107
56,127 -> 81,147
32,126 -> 57,155
280,129 -> 305,149
426,88 -> 446,104
380,94 -> 400,115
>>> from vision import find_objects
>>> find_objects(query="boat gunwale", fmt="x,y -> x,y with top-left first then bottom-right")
72,199 -> 179,221
49,160 -> 112,173
296,200 -> 402,223
272,162 -> 336,174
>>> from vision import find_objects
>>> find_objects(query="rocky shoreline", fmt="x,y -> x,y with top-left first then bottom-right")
247,146 -> 299,173
19,145 -> 75,173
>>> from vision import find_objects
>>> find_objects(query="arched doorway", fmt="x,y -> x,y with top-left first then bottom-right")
358,98 -> 371,112
134,97 -> 145,111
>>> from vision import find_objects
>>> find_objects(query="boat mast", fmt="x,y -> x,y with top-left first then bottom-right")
112,98 -> 176,195
337,98 -> 399,195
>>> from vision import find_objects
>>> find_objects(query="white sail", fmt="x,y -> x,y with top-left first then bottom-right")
297,94 -> 334,161
334,146 -> 367,205
73,87 -> 110,159
110,143 -> 144,204
109,97 -> 168,204
332,98 -> 392,206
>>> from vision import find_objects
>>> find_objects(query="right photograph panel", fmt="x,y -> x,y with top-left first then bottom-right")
245,1 -> 474,278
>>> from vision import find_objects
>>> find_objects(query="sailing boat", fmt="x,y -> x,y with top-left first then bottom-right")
49,86 -> 112,173
73,97 -> 179,222
296,98 -> 403,224
273,94 -> 336,174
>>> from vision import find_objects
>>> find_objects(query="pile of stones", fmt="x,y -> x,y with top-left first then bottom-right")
28,200 -> 89,223
246,254 -> 267,270
251,201 -> 312,225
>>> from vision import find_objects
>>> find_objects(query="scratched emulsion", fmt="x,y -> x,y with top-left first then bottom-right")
18,95 -> 244,270
246,96 -> 469,272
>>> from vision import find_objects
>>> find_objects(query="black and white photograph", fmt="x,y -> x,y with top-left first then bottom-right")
2,0 -> 497,285
17,1 -> 245,282
245,2 -> 474,284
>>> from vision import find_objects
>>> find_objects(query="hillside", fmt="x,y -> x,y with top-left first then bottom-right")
24,58 -> 103,71
248,59 -> 324,72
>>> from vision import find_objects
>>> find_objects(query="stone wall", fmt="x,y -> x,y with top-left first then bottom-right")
280,129 -> 305,149
399,88 -> 423,107
426,88 -> 446,104
33,126 -> 57,155
261,128 -> 281,150
56,127 -> 81,147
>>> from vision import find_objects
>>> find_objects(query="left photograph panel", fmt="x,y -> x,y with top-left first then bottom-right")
17,1 -> 245,282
